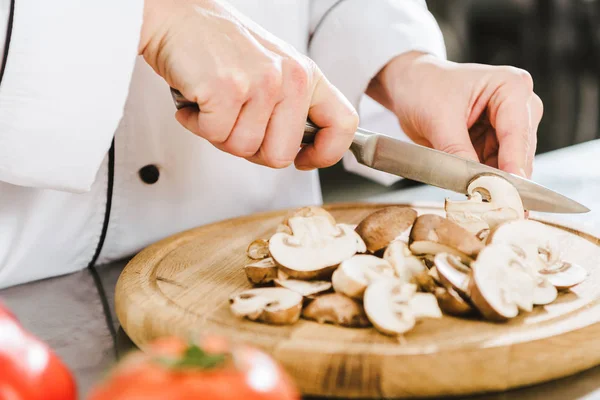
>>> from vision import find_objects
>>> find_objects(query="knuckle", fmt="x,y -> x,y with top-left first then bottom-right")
285,59 -> 310,94
501,66 -> 534,90
532,93 -> 544,118
218,70 -> 250,102
260,65 -> 283,98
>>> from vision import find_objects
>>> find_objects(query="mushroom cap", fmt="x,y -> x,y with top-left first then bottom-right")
355,207 -> 418,253
469,244 -> 536,321
409,214 -> 484,261
383,241 -> 426,284
338,224 -> 367,253
274,277 -> 332,297
302,293 -> 371,327
364,280 -> 416,336
331,255 -> 395,299
269,218 -> 358,280
281,206 -> 336,228
229,288 -> 302,325
244,257 -> 278,285
433,253 -> 470,298
247,239 -> 270,260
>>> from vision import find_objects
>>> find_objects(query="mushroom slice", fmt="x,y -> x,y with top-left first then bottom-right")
489,219 -> 588,289
414,270 -> 439,293
274,278 -> 332,297
539,261 -> 588,290
244,258 -> 278,285
383,241 -> 426,284
247,239 -> 269,260
433,253 -> 470,298
269,217 -> 357,280
355,207 -> 418,253
281,206 -> 336,229
302,293 -> 371,327
331,255 -> 395,299
445,174 -> 524,234
468,244 -> 536,321
229,288 -> 302,325
409,214 -> 484,264
434,287 -> 474,316
364,281 -> 442,336
338,224 -> 367,253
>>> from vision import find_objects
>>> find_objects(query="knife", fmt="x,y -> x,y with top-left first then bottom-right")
170,88 -> 589,214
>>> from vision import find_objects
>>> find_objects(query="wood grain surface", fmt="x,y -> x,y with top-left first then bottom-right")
115,203 -> 600,399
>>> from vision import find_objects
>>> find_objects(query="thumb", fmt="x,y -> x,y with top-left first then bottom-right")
425,115 -> 479,162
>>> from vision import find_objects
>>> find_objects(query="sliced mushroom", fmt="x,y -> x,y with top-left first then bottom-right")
445,174 -> 524,234
281,206 -> 336,228
274,277 -> 332,297
434,287 -> 474,316
247,239 -> 270,260
383,241 -> 426,284
244,257 -> 278,285
355,207 -> 418,253
413,270 -> 439,293
229,288 -> 302,325
489,219 -> 588,289
364,281 -> 442,336
468,244 -> 536,321
409,214 -> 484,264
433,253 -> 470,299
269,217 -> 358,280
331,255 -> 395,299
302,293 -> 371,327
338,224 -> 367,253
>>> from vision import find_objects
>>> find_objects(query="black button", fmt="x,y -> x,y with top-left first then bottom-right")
139,165 -> 160,184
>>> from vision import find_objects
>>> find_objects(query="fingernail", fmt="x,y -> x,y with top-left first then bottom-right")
296,164 -> 315,171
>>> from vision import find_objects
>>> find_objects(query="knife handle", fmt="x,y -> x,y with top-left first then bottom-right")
171,87 -> 319,144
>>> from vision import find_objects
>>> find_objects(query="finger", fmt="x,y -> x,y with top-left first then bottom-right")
175,77 -> 249,144
219,94 -> 277,158
489,89 -> 535,178
294,75 -> 358,170
427,114 -> 480,162
247,60 -> 308,168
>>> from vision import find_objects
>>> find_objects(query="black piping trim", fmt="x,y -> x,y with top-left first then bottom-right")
308,0 -> 347,48
87,139 -> 115,268
89,263 -> 118,357
0,0 -> 15,85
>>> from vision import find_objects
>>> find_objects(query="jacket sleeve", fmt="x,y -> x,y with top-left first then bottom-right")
0,0 -> 144,192
309,0 -> 446,185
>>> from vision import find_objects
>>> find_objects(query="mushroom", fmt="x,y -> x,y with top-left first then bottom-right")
331,255 -> 395,299
269,217 -> 358,280
433,253 -> 470,299
302,293 -> 371,327
355,207 -> 418,253
338,224 -> 367,253
383,241 -> 426,284
468,244 -> 536,321
489,219 -> 588,289
229,288 -> 302,325
434,287 -> 474,316
413,270 -> 439,293
244,257 -> 278,285
274,276 -> 332,297
281,206 -> 336,228
364,281 -> 442,336
409,214 -> 484,264
445,174 -> 524,235
247,239 -> 270,260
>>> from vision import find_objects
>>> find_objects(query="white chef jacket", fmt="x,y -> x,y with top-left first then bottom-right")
0,0 -> 445,288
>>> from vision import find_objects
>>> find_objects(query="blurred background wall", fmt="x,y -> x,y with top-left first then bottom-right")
428,0 -> 600,153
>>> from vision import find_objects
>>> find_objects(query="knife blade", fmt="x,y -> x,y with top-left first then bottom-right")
170,87 -> 590,214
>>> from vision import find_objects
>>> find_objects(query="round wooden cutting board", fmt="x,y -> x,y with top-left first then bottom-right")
115,203 -> 600,399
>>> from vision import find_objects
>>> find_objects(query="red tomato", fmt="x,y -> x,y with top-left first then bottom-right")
87,336 -> 300,400
0,305 -> 77,400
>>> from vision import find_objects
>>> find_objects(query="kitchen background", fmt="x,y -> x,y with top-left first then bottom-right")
321,0 -> 600,202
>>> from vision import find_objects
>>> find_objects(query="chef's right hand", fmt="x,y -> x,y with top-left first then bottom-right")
139,0 -> 358,170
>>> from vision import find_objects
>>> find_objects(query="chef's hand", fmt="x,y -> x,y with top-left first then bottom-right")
368,51 -> 543,178
139,0 -> 358,170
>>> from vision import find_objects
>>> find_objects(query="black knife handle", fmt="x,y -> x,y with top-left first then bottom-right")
170,87 -> 318,144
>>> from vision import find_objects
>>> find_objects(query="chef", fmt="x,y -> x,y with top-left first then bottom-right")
0,0 -> 542,288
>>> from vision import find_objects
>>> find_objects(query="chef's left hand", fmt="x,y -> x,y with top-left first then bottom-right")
367,51 -> 543,178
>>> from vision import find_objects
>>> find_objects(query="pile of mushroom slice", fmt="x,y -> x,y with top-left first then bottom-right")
229,175 -> 589,337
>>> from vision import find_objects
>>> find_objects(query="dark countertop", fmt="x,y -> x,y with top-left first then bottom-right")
2,139 -> 599,400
